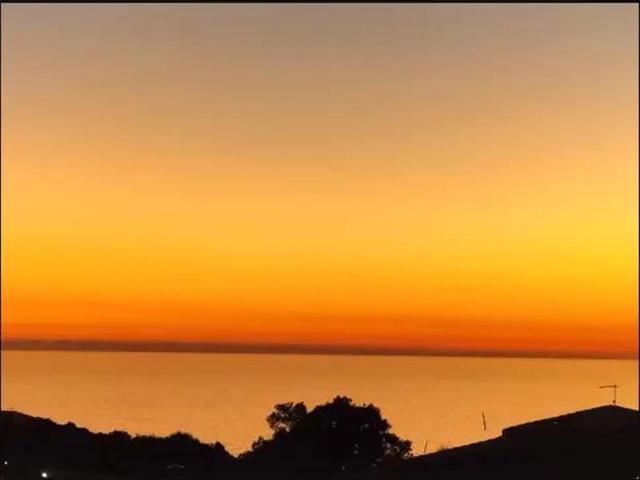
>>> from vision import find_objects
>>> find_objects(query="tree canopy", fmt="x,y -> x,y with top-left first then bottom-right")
243,396 -> 412,475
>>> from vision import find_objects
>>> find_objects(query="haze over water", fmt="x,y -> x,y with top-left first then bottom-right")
2,351 -> 637,455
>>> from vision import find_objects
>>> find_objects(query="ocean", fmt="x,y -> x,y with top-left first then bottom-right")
1,351 -> 637,454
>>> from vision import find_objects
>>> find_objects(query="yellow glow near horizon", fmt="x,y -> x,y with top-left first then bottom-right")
2,4 -> 638,357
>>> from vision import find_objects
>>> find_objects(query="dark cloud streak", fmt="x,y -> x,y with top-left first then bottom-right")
2,339 -> 634,360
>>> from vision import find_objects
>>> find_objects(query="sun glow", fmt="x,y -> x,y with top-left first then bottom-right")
2,4 -> 637,358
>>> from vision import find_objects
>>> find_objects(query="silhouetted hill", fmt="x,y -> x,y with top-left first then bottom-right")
1,396 -> 409,480
369,405 -> 639,480
1,405 -> 638,480
0,410 -> 233,479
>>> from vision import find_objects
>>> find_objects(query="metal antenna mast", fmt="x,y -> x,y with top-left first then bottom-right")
599,384 -> 618,405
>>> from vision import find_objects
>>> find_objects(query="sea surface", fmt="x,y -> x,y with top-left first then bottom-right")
1,351 -> 637,455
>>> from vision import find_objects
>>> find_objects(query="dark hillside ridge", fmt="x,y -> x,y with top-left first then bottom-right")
2,405 -> 638,480
0,410 -> 233,479
372,405 -> 639,480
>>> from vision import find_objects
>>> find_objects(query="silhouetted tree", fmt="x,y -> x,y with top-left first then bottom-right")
244,396 -> 412,475
267,402 -> 308,434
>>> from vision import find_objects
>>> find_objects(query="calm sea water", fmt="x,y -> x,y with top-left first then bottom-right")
1,351 -> 637,454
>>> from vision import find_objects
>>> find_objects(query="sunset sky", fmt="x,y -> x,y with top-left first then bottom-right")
1,4 -> 638,358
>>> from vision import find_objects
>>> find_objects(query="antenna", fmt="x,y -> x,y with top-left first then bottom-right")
599,384 -> 618,405
482,412 -> 487,432
422,439 -> 428,455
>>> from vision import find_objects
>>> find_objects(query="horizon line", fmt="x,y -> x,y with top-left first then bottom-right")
2,339 -> 637,361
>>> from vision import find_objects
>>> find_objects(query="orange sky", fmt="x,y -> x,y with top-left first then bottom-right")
1,4 -> 638,358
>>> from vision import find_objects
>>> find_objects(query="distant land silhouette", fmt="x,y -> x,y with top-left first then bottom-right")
2,339 -> 635,360
1,396 -> 409,479
1,400 -> 638,479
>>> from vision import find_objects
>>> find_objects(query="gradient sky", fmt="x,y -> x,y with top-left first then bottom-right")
2,4 -> 638,358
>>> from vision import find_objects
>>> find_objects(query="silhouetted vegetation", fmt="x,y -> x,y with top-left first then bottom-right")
2,403 -> 638,480
266,401 -> 308,433
1,396 -> 410,479
239,396 -> 411,476
0,411 -> 233,479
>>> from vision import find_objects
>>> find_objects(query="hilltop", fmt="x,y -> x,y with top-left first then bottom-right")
1,404 -> 638,479
0,410 -> 234,479
372,405 -> 639,480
